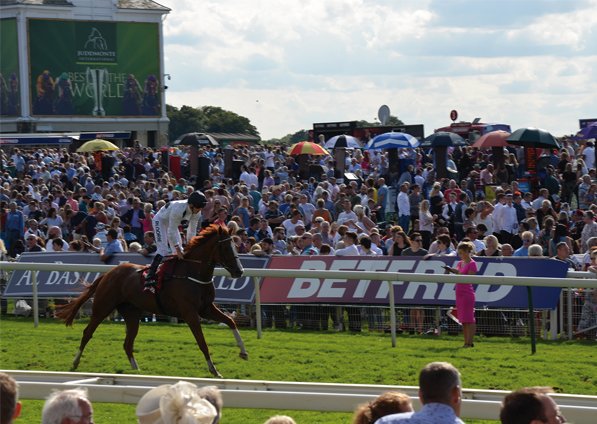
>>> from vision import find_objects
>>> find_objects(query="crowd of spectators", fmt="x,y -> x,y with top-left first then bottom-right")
0,138 -> 596,337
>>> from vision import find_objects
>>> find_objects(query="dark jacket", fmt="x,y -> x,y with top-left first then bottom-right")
121,208 -> 146,227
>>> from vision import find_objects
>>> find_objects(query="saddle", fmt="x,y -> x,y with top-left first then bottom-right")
141,258 -> 177,294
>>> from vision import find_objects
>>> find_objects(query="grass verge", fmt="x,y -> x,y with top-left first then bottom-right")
2,316 -> 595,423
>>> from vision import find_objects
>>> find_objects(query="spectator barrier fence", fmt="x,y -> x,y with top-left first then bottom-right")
2,259 -> 597,352
3,370 -> 597,423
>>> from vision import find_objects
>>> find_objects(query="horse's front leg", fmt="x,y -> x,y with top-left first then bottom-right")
181,308 -> 223,378
202,303 -> 248,360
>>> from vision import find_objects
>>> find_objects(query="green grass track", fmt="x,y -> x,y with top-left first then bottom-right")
1,317 -> 595,423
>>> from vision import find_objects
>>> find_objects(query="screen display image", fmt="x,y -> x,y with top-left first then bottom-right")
0,18 -> 21,116
28,19 -> 161,117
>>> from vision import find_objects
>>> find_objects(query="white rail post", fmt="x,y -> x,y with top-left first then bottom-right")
32,269 -> 39,328
388,281 -> 396,348
558,290 -> 564,339
550,309 -> 557,340
253,277 -> 262,339
567,288 -> 572,340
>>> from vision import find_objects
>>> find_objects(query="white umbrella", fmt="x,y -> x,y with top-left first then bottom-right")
324,135 -> 363,149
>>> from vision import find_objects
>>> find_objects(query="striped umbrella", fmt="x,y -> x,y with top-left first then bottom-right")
287,141 -> 330,155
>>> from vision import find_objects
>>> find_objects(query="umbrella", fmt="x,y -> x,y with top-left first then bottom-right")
420,132 -> 467,148
471,130 -> 512,149
364,132 -> 420,150
506,127 -> 560,149
77,139 -> 119,152
174,132 -> 219,147
287,141 -> 330,156
572,122 -> 597,141
324,135 -> 363,149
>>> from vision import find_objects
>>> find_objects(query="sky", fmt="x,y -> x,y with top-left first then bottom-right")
160,0 -> 597,140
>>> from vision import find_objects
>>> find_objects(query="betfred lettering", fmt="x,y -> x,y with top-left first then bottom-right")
260,257 -> 566,309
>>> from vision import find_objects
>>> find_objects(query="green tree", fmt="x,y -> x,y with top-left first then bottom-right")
289,129 -> 309,144
166,105 -> 207,143
166,104 -> 260,142
201,106 -> 259,137
263,129 -> 308,145
356,115 -> 404,127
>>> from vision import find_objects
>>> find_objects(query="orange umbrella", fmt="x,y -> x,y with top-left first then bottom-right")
287,141 -> 330,155
471,130 -> 512,149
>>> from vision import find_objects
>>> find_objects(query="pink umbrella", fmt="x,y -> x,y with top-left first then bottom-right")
471,130 -> 512,149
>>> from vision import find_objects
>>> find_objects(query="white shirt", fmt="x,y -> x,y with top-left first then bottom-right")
495,202 -> 518,234
154,200 -> 201,248
46,239 -> 70,251
337,211 -> 358,229
442,202 -> 458,221
531,196 -> 551,211
264,152 -> 275,168
397,191 -> 410,217
584,146 -> 595,169
471,239 -> 485,253
335,244 -> 360,256
298,203 -> 315,225
282,219 -> 304,237
248,172 -> 258,188
240,171 -> 252,187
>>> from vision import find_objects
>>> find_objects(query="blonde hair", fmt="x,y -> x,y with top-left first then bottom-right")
484,235 -> 498,249
354,205 -> 365,218
430,182 -> 442,197
457,241 -> 475,253
352,392 -> 413,424
227,221 -> 239,235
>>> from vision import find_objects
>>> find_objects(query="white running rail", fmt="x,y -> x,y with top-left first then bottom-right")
4,370 -> 597,423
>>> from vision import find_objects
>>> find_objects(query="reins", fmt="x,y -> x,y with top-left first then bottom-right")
162,234 -> 238,283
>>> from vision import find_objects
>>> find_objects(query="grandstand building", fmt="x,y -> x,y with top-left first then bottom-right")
0,0 -> 170,148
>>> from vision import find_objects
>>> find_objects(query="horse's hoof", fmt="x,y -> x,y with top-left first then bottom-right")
239,353 -> 249,361
215,373 -> 223,378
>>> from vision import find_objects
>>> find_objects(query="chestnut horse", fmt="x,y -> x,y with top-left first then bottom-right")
57,225 -> 246,378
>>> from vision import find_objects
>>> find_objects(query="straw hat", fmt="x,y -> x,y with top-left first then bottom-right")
136,381 -> 218,424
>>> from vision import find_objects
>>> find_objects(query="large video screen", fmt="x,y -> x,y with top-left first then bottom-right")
0,18 -> 21,116
28,18 -> 161,117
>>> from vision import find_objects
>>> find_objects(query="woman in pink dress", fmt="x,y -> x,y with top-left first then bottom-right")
446,241 -> 477,347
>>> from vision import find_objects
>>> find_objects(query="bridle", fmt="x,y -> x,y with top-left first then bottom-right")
179,231 -> 241,277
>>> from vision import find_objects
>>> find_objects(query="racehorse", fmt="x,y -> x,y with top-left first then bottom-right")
56,225 -> 246,378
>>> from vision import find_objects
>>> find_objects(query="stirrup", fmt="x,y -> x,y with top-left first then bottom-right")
144,278 -> 157,287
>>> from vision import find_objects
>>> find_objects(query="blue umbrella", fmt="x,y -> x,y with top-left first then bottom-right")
572,122 -> 597,141
364,132 -> 420,150
420,132 -> 467,147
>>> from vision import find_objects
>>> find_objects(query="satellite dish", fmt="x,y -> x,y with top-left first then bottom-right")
378,105 -> 390,126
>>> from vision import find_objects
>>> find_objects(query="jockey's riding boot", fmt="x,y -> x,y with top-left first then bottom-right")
144,254 -> 163,287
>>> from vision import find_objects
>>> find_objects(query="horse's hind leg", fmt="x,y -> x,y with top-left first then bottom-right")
202,303 -> 248,360
181,308 -> 223,378
72,308 -> 112,370
117,303 -> 144,370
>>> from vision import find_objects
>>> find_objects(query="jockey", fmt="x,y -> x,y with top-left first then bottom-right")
144,191 -> 207,287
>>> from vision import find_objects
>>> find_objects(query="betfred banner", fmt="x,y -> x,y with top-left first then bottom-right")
260,256 -> 566,310
3,253 -> 269,304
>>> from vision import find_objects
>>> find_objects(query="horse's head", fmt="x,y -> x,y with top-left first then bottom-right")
216,226 -> 244,279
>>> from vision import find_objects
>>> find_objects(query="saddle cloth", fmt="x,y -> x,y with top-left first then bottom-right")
142,258 -> 177,294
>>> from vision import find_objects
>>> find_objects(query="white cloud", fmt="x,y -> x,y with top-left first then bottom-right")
160,0 -> 597,139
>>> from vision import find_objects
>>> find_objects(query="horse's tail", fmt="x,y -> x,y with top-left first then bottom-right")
56,275 -> 104,327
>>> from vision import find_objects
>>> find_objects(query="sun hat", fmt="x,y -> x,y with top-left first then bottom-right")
136,381 -> 218,424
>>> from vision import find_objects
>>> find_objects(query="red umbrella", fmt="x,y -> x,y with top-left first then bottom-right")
287,141 -> 330,155
471,130 -> 512,149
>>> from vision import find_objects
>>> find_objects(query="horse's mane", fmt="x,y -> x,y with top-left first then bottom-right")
184,225 -> 228,258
